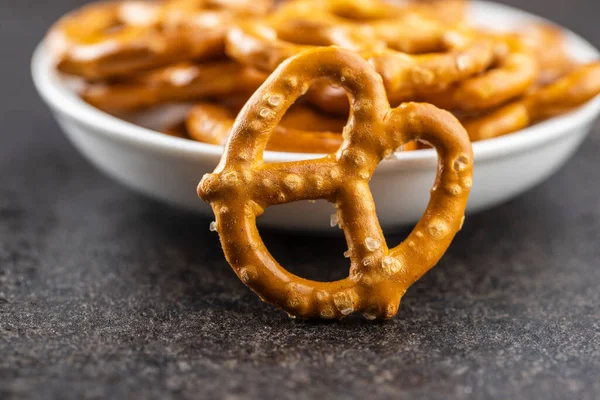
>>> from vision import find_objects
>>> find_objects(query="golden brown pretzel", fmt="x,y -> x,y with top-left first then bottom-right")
48,0 -> 273,80
178,100 -> 419,153
274,0 -> 408,22
163,0 -> 272,16
81,61 -> 267,113
277,0 -> 466,24
464,63 -> 600,141
225,15 -> 386,72
369,13 -> 460,54
227,12 -> 494,115
187,102 -> 344,153
413,0 -> 468,25
306,28 -> 496,115
420,35 -> 539,112
197,47 -> 473,319
517,23 -> 576,85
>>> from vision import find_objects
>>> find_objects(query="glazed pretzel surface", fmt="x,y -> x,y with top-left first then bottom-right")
227,11 -> 495,115
225,15 -> 386,72
197,47 -> 473,319
48,0 -> 273,80
305,27 -> 496,115
421,34 -> 539,112
187,102 -> 344,153
518,23 -> 576,85
464,63 -> 600,140
186,101 -> 419,153
277,0 -> 466,24
82,61 -> 267,113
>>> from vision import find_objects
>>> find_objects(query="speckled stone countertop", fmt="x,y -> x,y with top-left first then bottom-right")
1,1 -> 600,399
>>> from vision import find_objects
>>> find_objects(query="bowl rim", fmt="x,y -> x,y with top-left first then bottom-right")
32,0 -> 600,172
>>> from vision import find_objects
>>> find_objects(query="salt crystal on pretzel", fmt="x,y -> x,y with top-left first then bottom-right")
184,100 -> 420,153
197,47 -> 473,319
187,102 -> 344,154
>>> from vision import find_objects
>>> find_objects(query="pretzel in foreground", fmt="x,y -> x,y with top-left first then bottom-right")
197,47 -> 473,319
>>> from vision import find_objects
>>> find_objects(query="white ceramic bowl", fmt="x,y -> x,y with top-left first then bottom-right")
33,1 -> 600,231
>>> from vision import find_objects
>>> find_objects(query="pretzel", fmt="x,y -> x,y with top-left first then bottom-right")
48,0 -> 273,80
414,0 -> 467,25
227,13 -> 495,115
164,0 -> 272,16
305,28 -> 496,115
420,35 -> 539,112
225,15 -> 386,72
274,0 -> 409,22
187,102 -> 343,153
277,0 -> 466,24
197,47 -> 473,319
517,23 -> 576,85
464,63 -> 600,141
186,100 -> 420,153
163,121 -> 190,139
82,61 -> 267,113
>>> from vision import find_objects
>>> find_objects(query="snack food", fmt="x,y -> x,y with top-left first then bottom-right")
48,0 -> 273,80
225,16 -> 387,73
47,0 -> 600,153
186,102 -> 344,153
197,47 -> 473,319
277,0 -> 466,24
226,4 -> 493,108
518,23 -> 577,85
464,63 -> 600,140
420,35 -> 539,112
82,61 -> 267,113
305,29 -> 496,115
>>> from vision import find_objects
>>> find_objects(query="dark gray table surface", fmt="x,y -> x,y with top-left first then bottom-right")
1,1 -> 600,399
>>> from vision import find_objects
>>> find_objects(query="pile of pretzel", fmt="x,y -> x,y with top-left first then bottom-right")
48,0 -> 600,154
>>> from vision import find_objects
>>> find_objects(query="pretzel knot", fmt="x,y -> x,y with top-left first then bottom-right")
197,47 -> 473,320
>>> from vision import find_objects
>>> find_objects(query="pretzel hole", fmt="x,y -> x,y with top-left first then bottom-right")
371,153 -> 433,239
258,200 -> 351,281
250,81 -> 351,156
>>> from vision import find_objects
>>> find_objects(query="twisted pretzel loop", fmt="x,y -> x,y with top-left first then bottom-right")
305,28 -> 496,115
226,13 -> 495,116
464,63 -> 600,140
82,61 -> 266,113
421,35 -> 539,112
197,48 -> 473,319
48,0 -> 272,80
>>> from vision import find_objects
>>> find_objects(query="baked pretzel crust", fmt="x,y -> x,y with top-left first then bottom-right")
197,47 -> 473,319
